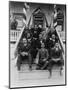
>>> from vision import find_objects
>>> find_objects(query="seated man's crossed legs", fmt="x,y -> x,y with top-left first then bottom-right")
17,52 -> 32,71
47,58 -> 64,77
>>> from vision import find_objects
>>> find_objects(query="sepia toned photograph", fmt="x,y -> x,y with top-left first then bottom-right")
9,1 -> 66,88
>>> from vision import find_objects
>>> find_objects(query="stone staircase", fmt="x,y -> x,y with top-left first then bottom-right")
10,60 -> 65,88
10,43 -> 65,88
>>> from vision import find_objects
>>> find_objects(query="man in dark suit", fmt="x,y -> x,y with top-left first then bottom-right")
11,17 -> 18,30
48,43 -> 64,77
16,38 -> 32,71
45,34 -> 58,56
36,42 -> 49,70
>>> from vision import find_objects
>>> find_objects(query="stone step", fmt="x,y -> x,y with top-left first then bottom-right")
15,64 -> 64,80
11,61 -> 65,88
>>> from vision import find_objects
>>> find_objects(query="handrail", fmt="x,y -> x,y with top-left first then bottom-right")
14,26 -> 25,58
55,29 -> 65,53
55,29 -> 65,62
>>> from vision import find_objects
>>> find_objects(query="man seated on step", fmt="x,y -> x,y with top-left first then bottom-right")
26,32 -> 32,45
36,42 -> 49,70
16,38 -> 32,71
29,33 -> 46,68
45,34 -> 58,53
48,43 -> 64,77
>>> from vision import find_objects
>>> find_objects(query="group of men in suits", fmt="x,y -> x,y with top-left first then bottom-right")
16,26 -> 64,76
